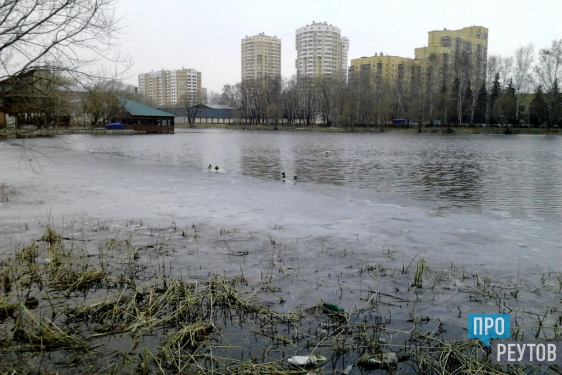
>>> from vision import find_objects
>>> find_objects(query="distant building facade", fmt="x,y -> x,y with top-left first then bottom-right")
348,53 -> 417,87
295,22 -> 349,79
415,26 -> 488,84
348,26 -> 488,89
0,68 -> 88,128
241,33 -> 281,81
138,68 -> 202,106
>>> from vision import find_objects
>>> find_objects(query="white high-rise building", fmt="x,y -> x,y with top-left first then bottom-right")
138,68 -> 202,106
241,33 -> 281,81
295,22 -> 349,79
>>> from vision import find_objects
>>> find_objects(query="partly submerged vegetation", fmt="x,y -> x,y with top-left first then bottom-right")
1,219 -> 561,374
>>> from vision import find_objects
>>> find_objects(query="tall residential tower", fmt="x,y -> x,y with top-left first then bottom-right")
241,33 -> 281,81
295,22 -> 349,79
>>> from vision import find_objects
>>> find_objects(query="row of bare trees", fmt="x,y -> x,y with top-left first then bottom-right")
210,39 -> 561,130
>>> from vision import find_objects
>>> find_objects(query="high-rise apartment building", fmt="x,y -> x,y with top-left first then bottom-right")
295,22 -> 349,79
241,33 -> 281,81
415,26 -> 488,83
138,68 -> 202,106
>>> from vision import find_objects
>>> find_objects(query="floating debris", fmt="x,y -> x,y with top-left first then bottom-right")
357,352 -> 398,369
288,354 -> 328,367
323,302 -> 345,312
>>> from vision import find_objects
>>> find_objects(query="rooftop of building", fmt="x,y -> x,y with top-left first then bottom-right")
120,97 -> 174,118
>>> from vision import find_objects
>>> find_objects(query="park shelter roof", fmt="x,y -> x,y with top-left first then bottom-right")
156,104 -> 241,119
121,98 -> 174,118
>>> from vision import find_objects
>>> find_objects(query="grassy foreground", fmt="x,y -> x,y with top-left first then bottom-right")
1,216 -> 560,374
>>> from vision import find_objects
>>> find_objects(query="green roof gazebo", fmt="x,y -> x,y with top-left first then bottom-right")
114,98 -> 175,133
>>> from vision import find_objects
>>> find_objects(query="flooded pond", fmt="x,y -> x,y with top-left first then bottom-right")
55,129 -> 562,222
1,130 -> 561,374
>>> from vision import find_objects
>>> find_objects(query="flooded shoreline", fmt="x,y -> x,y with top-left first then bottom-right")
1,214 -> 560,374
1,132 -> 561,373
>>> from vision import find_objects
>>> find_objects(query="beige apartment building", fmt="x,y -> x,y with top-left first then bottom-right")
349,25 -> 488,88
241,33 -> 281,81
348,53 -> 417,86
138,68 -> 202,106
295,22 -> 349,79
415,26 -> 488,83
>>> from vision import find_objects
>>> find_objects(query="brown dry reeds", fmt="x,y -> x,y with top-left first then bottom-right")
0,223 -> 559,375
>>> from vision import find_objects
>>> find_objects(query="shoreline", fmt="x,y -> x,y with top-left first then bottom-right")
1,123 -> 561,137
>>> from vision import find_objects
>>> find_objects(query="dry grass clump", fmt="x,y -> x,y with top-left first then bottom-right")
0,183 -> 17,202
12,307 -> 89,351
0,223 -> 560,374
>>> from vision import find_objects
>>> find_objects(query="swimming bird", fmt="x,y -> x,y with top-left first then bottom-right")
215,166 -> 219,171
208,164 -> 212,171
281,172 -> 286,180
293,176 -> 297,181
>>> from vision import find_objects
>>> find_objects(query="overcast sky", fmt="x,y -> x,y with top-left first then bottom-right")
114,0 -> 561,93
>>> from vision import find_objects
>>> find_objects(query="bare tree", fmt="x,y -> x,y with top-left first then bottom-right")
281,76 -> 300,125
207,91 -> 221,105
0,0 -> 130,82
513,43 -> 535,122
212,84 -> 241,109
317,76 -> 343,126
180,91 -> 201,128
297,77 -> 317,127
534,39 -> 562,91
513,44 -> 535,93
83,80 -> 130,128
498,56 -> 514,88
485,55 -> 502,125
534,39 -> 562,128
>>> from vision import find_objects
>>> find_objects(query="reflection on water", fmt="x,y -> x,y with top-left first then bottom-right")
51,130 -> 562,222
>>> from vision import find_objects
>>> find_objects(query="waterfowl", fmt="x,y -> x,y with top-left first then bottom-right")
281,172 -> 286,179
208,164 -> 212,170
215,166 -> 219,171
293,176 -> 297,181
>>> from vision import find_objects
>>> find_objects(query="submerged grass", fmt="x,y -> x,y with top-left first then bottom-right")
0,221 -> 560,374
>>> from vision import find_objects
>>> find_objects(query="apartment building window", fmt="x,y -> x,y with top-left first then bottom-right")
441,36 -> 451,48
455,38 -> 462,49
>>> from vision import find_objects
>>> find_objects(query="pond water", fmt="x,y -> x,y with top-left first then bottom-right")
56,129 -> 562,222
1,129 -> 562,373
3,128 -> 560,269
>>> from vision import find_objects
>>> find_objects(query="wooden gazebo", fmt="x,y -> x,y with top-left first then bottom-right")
114,98 -> 175,133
